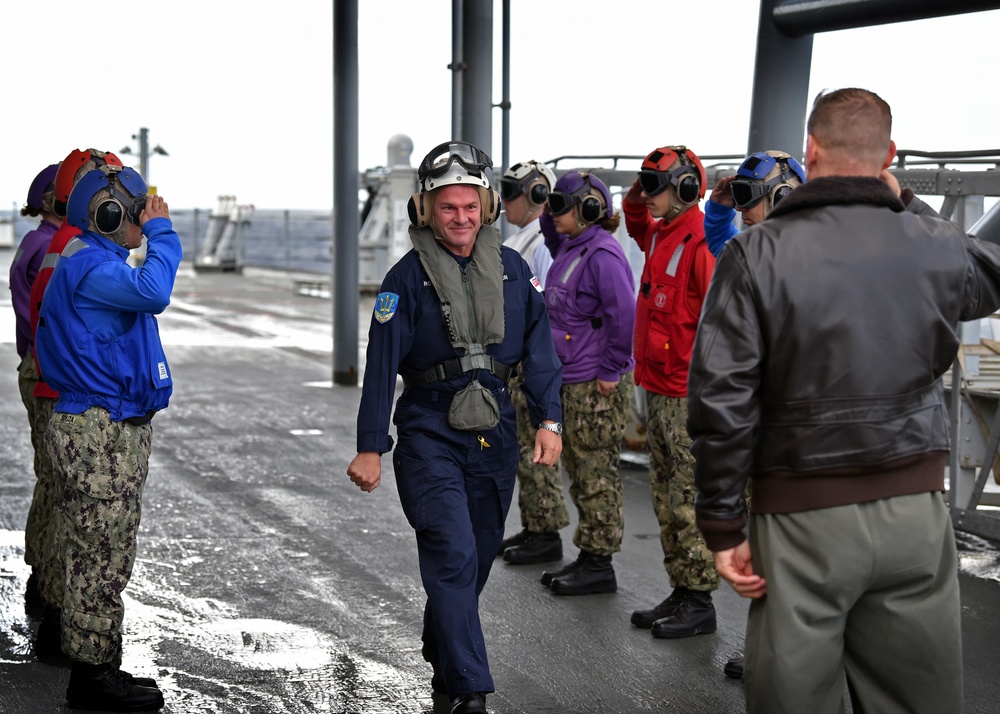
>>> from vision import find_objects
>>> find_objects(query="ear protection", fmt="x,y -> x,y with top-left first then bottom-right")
526,177 -> 550,207
666,147 -> 702,205
407,186 -> 501,228
674,164 -> 701,205
766,155 -> 805,212
577,173 -> 606,224
95,191 -> 147,234
771,183 -> 795,208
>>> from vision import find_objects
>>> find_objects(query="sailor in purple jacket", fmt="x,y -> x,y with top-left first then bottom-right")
9,162 -> 60,603
537,171 -> 637,596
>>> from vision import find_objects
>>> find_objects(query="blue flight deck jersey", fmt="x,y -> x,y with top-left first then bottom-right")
35,218 -> 182,420
357,241 -> 563,454
703,199 -> 740,257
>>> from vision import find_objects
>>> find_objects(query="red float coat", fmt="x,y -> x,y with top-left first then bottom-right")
623,202 -> 714,397
30,221 -> 81,399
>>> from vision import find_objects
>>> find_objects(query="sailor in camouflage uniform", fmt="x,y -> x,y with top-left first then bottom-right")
36,165 -> 179,712
496,159 -> 569,565
622,146 -> 720,639
536,171 -> 636,596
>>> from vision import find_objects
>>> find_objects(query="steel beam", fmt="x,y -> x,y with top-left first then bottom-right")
773,0 -> 1000,38
747,0 -> 814,159
460,0 -> 493,156
333,0 -> 359,386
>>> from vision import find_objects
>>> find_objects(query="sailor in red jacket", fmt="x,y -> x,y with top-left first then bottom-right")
622,145 -> 720,640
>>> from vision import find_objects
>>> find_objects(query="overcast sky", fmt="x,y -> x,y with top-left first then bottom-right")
2,1 -> 998,210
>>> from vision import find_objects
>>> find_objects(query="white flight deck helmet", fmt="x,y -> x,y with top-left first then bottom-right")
499,160 -> 557,212
407,141 -> 501,227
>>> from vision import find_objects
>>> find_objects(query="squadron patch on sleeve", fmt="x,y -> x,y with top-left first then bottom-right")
530,275 -> 543,293
374,292 -> 400,324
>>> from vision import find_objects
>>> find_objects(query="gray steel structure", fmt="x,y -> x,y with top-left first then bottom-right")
333,0 -> 359,386
748,0 -> 1000,166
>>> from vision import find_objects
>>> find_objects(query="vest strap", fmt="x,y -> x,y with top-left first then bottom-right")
402,355 -> 514,388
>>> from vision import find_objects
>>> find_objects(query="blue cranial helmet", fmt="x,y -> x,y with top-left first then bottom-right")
67,165 -> 148,234
730,150 -> 805,214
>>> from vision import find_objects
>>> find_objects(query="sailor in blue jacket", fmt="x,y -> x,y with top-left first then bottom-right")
348,142 -> 563,714
35,165 -> 178,712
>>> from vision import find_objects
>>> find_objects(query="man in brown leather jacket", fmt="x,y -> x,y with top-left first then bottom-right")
688,87 -> 1000,714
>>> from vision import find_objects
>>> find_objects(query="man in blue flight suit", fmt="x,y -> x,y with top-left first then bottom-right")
347,141 -> 563,714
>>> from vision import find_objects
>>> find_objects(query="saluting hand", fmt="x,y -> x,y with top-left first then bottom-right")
141,194 -> 170,224
709,176 -> 736,208
623,178 -> 644,205
879,169 -> 901,197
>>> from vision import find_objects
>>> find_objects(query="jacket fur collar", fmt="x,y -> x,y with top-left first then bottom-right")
768,176 -> 904,220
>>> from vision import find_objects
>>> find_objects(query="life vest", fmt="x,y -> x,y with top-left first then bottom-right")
634,208 -> 710,397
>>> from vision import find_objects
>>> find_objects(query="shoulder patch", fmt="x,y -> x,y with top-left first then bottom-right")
530,275 -> 543,293
374,292 -> 400,324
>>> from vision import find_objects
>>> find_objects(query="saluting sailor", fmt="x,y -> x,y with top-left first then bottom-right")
347,141 -> 563,714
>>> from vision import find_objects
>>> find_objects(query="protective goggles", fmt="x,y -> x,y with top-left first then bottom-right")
111,168 -> 149,225
546,181 -> 594,216
730,153 -> 805,209
730,179 -> 777,210
126,195 -> 147,226
498,176 -> 526,202
418,141 -> 493,183
638,166 -> 693,197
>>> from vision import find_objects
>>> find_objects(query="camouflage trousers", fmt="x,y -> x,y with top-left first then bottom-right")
18,355 -> 55,569
509,377 -> 569,533
646,393 -> 719,591
562,373 -> 633,556
34,397 -> 62,609
46,407 -> 152,665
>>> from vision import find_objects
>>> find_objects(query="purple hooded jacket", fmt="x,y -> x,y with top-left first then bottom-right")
541,217 -> 636,385
9,220 -> 58,358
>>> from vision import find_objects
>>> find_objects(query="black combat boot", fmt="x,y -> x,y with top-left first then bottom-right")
111,643 -> 158,688
650,589 -> 717,638
540,553 -> 584,588
451,692 -> 488,713
25,568 -> 44,611
549,552 -> 617,596
34,607 -> 63,657
497,528 -> 529,556
66,660 -> 164,712
502,531 -> 562,565
630,588 -> 688,628
724,653 -> 744,679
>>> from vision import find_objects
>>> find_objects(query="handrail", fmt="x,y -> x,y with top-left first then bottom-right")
547,149 -> 1000,172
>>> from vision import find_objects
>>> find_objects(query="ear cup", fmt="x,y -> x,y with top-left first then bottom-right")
407,192 -> 426,227
481,188 -> 501,225
579,195 -> 603,223
95,199 -> 123,234
677,174 -> 701,204
771,184 -> 794,208
528,180 -> 549,206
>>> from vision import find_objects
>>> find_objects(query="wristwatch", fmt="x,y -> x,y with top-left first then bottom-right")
538,421 -> 563,436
